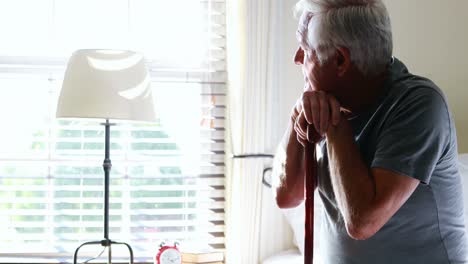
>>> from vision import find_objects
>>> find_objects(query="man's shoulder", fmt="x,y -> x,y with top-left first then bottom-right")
390,58 -> 445,98
386,59 -> 448,114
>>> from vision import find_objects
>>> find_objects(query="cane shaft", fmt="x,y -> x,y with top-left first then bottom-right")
304,143 -> 316,264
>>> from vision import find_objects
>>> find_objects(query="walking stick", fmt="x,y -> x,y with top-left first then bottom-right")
304,125 -> 319,264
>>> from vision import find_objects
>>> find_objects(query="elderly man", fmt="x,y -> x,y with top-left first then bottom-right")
274,0 -> 467,263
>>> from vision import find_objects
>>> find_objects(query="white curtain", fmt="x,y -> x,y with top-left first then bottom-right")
225,0 -> 293,263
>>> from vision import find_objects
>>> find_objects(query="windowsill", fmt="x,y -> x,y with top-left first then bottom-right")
0,254 -> 152,264
0,260 -> 152,264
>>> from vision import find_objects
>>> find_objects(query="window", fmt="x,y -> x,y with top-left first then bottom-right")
0,0 -> 226,262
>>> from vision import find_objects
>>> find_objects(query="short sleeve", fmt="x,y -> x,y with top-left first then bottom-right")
371,87 -> 451,184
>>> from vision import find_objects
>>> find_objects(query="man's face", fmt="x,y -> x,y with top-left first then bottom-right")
294,12 -> 337,93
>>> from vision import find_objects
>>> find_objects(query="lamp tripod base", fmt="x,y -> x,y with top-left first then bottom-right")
73,239 -> 134,264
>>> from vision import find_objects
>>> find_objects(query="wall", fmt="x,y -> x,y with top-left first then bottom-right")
277,0 -> 468,153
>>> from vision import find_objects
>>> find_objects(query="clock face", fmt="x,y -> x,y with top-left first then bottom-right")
159,248 -> 181,264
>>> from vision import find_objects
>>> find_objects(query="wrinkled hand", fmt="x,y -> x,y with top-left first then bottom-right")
291,83 -> 341,146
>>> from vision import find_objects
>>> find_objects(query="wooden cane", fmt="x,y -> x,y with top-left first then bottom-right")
304,126 -> 318,264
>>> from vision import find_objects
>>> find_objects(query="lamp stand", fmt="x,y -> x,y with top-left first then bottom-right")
73,119 -> 134,264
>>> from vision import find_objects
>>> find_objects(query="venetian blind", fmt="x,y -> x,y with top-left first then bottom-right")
0,0 -> 226,261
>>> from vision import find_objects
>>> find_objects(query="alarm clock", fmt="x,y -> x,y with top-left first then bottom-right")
155,242 -> 182,264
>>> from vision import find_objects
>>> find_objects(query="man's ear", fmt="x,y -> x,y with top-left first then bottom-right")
335,47 -> 351,77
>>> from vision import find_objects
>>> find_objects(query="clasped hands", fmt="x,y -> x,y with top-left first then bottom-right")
291,83 -> 342,146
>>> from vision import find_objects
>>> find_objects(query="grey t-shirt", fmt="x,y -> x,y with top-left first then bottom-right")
316,58 -> 467,264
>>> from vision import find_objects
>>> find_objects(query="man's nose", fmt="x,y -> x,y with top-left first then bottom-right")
294,47 -> 304,65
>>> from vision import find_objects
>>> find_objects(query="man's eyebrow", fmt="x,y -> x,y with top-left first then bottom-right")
296,33 -> 310,52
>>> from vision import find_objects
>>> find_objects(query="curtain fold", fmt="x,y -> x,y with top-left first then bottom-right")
225,0 -> 292,263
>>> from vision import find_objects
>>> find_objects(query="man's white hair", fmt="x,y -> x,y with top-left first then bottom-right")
295,0 -> 393,76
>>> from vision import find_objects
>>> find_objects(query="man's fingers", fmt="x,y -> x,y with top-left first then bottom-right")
292,99 -> 301,121
294,113 -> 306,138
317,91 -> 329,135
328,95 -> 341,126
301,92 -> 314,125
307,94 -> 320,134
294,115 -> 308,146
297,133 -> 306,147
299,89 -> 341,135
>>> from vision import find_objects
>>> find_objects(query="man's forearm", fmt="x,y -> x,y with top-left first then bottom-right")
326,118 -> 377,238
275,120 -> 306,208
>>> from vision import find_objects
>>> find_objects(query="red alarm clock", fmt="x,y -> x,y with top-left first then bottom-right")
155,242 -> 182,264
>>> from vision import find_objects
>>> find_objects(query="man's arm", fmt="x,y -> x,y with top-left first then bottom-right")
326,116 -> 419,240
274,89 -> 338,209
274,119 -> 306,209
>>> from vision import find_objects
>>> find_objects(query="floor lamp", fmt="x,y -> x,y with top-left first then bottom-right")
56,49 -> 156,264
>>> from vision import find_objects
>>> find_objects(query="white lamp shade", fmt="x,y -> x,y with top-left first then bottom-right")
56,49 -> 156,122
